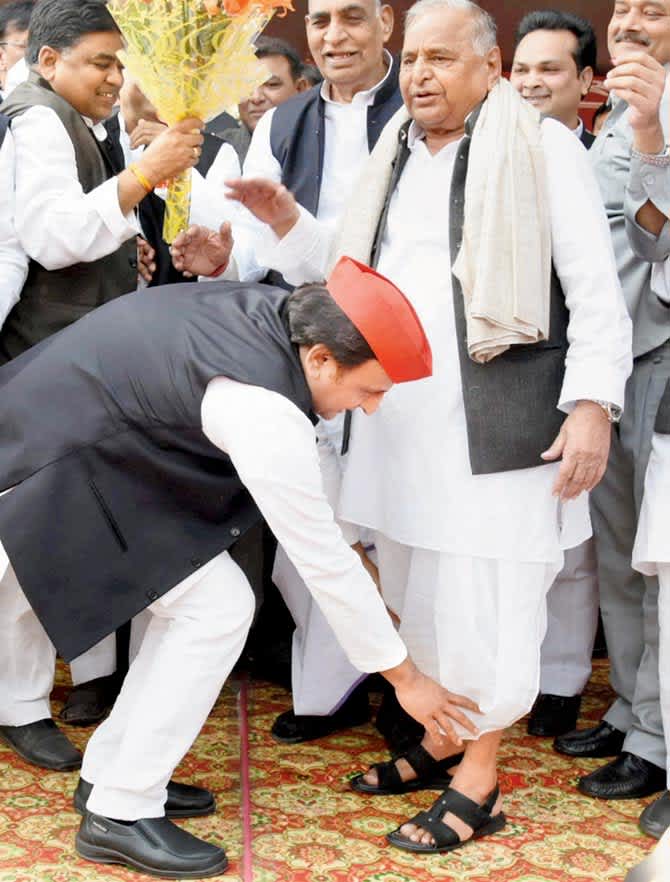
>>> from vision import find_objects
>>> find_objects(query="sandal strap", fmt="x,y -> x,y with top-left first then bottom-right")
410,810 -> 460,849
373,759 -> 404,791
402,743 -> 444,778
427,785 -> 500,831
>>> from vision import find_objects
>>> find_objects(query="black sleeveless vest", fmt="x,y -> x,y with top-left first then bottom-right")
0,73 -> 138,363
0,281 -> 312,661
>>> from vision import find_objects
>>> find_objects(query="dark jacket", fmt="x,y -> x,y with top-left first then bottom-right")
0,282 -> 312,661
0,73 -> 138,363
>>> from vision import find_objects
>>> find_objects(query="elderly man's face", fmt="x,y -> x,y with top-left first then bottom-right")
608,0 -> 670,65
305,0 -> 393,93
400,7 -> 500,137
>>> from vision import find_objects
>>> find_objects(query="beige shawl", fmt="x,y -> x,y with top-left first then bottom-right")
330,78 -> 552,364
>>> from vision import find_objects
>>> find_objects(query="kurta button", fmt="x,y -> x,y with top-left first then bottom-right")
654,357 -> 663,364
190,557 -> 202,567
644,175 -> 655,187
230,527 -> 241,538
147,590 -> 159,601
129,257 -> 138,269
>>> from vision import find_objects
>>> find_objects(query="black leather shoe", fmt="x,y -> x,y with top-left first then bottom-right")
271,691 -> 370,744
0,719 -> 81,770
578,752 -> 667,800
74,778 -> 216,818
553,721 -> 626,758
639,790 -> 670,839
76,813 -> 228,878
60,675 -> 121,726
527,694 -> 582,737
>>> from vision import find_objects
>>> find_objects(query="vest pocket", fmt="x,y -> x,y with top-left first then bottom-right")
88,480 -> 128,551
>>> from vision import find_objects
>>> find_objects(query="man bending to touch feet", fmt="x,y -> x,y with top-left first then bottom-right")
0,259 -> 478,878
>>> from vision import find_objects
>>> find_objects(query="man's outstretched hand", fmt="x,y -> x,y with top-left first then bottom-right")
170,221 -> 233,278
382,658 -> 480,747
226,177 -> 300,238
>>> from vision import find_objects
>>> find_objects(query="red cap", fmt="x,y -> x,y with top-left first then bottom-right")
326,256 -> 432,383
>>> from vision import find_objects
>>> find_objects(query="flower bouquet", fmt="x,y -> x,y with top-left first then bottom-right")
108,0 -> 292,242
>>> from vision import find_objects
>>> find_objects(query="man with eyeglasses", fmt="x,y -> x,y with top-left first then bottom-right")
0,1 -> 32,99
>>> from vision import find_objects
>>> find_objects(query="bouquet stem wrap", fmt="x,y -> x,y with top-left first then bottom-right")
108,0 -> 292,243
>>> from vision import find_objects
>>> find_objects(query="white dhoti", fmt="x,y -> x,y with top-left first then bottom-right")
374,533 -> 561,737
539,538 -> 600,696
273,545 -> 363,715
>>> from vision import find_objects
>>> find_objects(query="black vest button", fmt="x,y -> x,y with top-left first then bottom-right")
230,527 -> 241,538
146,590 -> 159,601
129,257 -> 138,269
190,557 -> 202,567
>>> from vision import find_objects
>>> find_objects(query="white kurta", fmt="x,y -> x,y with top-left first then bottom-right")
11,106 -> 140,268
227,52 -> 395,283
261,116 -> 631,730
0,129 -> 28,328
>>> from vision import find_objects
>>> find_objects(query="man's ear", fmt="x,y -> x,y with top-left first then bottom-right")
295,75 -> 311,93
37,45 -> 59,82
379,4 -> 394,43
580,65 -> 594,98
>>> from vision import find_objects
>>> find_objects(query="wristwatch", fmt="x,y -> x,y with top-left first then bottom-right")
591,399 -> 622,423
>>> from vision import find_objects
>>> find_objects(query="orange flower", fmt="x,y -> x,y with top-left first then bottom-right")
220,0 -> 293,14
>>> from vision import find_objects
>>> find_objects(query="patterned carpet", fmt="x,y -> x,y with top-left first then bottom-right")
0,660 -> 659,881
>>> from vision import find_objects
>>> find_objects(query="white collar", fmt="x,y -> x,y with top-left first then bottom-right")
320,49 -> 393,107
82,115 -> 109,142
572,118 -> 584,138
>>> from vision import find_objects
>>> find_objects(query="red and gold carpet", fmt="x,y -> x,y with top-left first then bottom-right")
0,660 -> 658,881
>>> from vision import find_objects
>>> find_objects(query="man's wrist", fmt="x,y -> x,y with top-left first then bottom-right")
381,655 -> 416,689
578,399 -> 622,423
633,122 -> 666,157
271,208 -> 301,240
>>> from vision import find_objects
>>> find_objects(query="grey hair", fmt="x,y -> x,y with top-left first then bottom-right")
405,0 -> 497,56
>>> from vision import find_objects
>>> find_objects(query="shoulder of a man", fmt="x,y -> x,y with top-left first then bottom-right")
269,84 -> 322,162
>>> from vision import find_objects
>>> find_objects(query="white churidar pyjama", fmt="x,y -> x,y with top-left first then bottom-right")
374,533 -> 562,738
539,538 -> 600,696
0,557 -> 56,726
81,549 -> 255,820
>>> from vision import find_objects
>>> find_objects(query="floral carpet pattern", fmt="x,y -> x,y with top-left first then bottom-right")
0,660 -> 658,881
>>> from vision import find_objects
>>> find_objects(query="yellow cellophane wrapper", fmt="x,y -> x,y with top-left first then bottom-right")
108,0 -> 279,242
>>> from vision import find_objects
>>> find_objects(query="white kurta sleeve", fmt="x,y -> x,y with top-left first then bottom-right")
189,142 -> 241,230
201,377 -> 407,672
0,130 -> 28,326
12,106 -> 139,270
541,118 -> 632,411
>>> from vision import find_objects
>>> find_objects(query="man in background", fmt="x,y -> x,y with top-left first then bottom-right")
510,9 -> 600,738
219,36 -> 308,165
0,1 -> 32,98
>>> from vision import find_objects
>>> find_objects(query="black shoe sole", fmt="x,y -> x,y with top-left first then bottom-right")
577,780 -> 667,800
75,836 -> 228,879
386,812 -> 507,853
0,729 -> 81,771
350,771 -> 453,795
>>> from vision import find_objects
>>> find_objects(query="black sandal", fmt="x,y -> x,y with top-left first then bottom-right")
386,784 -> 506,853
349,743 -> 464,795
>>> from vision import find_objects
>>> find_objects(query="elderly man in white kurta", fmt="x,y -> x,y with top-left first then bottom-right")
173,0 -> 632,854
